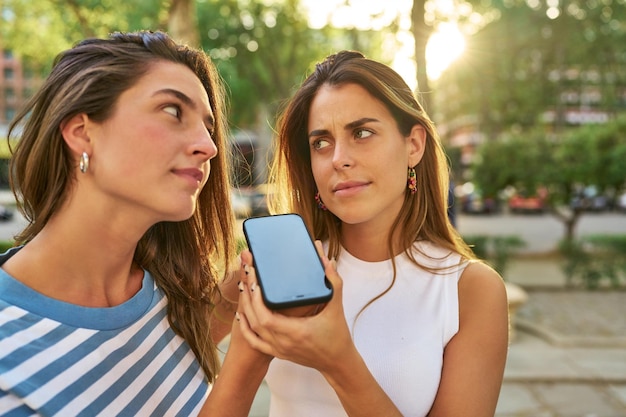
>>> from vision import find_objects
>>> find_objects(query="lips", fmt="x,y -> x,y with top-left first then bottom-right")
173,168 -> 204,183
332,180 -> 370,193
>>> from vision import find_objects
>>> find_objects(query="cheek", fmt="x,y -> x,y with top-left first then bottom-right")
135,123 -> 168,148
394,165 -> 410,189
101,125 -> 169,175
311,162 -> 330,192
125,125 -> 174,163
310,157 -> 323,184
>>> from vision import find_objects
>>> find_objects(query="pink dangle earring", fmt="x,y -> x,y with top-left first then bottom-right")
315,191 -> 328,211
407,167 -> 417,194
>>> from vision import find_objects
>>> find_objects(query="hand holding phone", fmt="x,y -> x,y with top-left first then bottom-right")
242,214 -> 333,310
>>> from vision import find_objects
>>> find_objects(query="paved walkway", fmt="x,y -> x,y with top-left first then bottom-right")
503,257 -> 626,414
499,328 -> 626,416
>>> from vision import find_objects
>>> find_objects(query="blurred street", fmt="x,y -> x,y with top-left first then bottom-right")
3,210 -> 626,416
455,210 -> 626,255
7,209 -> 623,252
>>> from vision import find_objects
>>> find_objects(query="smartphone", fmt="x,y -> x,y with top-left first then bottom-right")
242,213 -> 333,310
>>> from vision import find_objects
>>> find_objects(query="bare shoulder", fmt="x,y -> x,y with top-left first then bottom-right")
458,261 -> 507,306
456,260 -> 509,336
428,260 -> 508,416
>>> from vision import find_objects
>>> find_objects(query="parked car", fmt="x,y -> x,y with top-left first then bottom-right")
508,188 -> 547,214
247,184 -> 271,217
570,185 -> 610,212
0,205 -> 13,221
455,182 -> 499,215
616,192 -> 626,213
509,195 -> 544,214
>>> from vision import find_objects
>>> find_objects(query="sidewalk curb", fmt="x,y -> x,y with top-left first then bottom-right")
504,375 -> 626,384
517,318 -> 626,348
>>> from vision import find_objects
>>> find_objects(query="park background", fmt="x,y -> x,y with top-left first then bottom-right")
1,1 -> 626,415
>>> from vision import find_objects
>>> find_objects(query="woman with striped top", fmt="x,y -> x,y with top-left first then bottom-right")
0,31 -> 266,416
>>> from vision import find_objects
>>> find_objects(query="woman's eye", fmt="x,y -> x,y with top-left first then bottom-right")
312,138 -> 330,150
355,129 -> 373,139
163,105 -> 181,118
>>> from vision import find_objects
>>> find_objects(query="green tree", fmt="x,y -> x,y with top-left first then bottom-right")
1,0 -> 386,130
471,116 -> 626,242
169,0 -> 200,46
435,0 -> 626,138
196,0 -> 362,128
1,0 -> 127,71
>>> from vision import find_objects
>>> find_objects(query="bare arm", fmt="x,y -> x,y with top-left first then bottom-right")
237,247 -> 403,417
210,268 -> 240,344
428,261 -> 509,416
199,261 -> 272,417
199,321 -> 271,417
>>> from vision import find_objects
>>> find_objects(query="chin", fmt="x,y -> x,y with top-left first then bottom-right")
164,207 -> 196,223
332,209 -> 372,226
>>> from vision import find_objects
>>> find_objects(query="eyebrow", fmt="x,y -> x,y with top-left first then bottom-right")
153,88 -> 215,128
308,117 -> 380,138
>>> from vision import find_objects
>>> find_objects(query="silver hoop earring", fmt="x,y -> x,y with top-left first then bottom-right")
79,152 -> 89,174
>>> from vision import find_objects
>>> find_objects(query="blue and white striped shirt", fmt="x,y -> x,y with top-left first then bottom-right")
0,250 -> 208,416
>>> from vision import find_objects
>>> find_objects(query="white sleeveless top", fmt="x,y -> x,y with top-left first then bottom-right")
264,241 -> 465,417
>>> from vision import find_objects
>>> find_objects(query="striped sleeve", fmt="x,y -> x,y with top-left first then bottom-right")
0,290 -> 208,416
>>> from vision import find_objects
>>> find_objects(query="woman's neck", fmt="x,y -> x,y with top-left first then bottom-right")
2,211 -> 144,307
340,223 -> 404,262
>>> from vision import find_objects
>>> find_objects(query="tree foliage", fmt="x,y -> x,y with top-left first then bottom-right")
196,0 -> 377,128
1,0 -> 389,129
0,0 -> 147,72
471,116 -> 626,241
436,0 -> 626,137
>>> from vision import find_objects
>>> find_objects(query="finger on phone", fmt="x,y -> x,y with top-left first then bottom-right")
314,240 -> 328,262
237,309 -> 274,355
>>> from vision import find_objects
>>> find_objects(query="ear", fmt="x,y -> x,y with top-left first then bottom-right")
407,124 -> 427,167
60,113 -> 93,156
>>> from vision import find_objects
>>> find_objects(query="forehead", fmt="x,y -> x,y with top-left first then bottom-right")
309,83 -> 391,123
122,60 -> 212,113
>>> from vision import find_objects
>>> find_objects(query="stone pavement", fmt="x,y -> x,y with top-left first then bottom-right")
494,254 -> 626,416
498,328 -> 626,416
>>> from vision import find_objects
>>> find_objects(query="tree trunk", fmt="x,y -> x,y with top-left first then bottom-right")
563,211 -> 580,244
168,0 -> 200,47
411,0 -> 432,113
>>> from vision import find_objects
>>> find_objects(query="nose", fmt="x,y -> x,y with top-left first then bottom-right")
191,124 -> 218,161
331,138 -> 353,169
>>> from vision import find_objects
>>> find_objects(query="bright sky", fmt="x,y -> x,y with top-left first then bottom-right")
301,0 -> 467,89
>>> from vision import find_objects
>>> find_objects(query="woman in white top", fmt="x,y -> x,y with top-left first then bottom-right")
237,50 -> 509,416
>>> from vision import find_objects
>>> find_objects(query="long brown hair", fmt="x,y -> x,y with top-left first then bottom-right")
7,31 -> 236,382
270,50 -> 475,269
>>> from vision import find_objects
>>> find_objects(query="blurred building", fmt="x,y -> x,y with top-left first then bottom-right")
0,49 -> 41,200
435,65 -> 626,183
0,48 -> 42,126
431,7 -> 626,182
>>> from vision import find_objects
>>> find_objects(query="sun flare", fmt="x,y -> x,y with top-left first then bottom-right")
301,0 -> 467,87
426,23 -> 466,81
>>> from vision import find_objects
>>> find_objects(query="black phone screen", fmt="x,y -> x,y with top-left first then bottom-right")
243,214 -> 333,309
